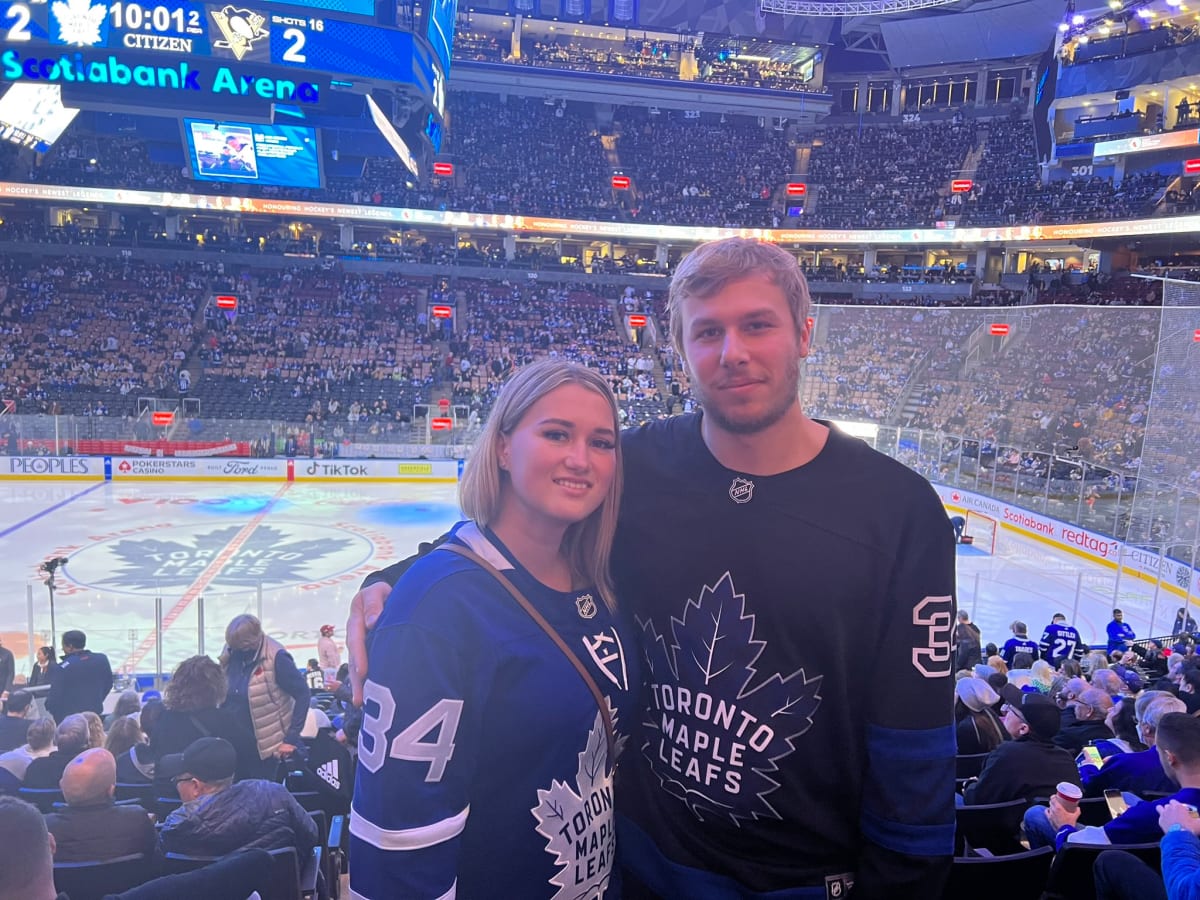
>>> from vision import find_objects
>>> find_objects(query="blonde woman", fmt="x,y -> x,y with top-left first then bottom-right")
350,359 -> 637,900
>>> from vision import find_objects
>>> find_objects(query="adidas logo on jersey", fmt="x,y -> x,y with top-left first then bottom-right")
316,760 -> 340,790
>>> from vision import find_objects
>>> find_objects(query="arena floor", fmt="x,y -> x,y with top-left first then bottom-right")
0,479 -> 1190,677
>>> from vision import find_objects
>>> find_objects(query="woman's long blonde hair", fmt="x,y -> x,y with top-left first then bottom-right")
459,358 -> 623,611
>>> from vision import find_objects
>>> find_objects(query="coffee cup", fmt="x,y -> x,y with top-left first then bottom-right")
1056,781 -> 1083,814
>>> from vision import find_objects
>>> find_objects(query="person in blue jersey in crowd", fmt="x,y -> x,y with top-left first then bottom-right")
1109,608 -> 1138,654
1039,613 -> 1084,668
348,237 -> 957,898
1001,620 -> 1040,668
348,359 -> 638,900
1026,713 -> 1200,852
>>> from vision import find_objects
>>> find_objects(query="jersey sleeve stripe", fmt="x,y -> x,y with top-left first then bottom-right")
860,808 -> 956,857
349,881 -> 457,900
866,723 -> 956,761
349,806 -> 470,851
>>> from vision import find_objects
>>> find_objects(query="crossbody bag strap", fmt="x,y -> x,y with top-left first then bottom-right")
440,542 -> 616,761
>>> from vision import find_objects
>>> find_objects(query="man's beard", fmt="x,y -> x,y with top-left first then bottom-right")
694,358 -> 802,436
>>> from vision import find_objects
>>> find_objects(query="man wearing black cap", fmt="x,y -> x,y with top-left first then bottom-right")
963,687 -> 1079,806
45,630 -> 113,722
157,736 -> 317,859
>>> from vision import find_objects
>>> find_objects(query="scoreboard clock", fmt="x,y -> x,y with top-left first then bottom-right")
0,0 -> 445,121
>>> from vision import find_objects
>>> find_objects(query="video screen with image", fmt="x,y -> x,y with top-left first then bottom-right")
183,119 -> 322,188
0,84 -> 80,153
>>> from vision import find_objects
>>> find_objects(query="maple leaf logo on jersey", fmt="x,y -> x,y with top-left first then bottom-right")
532,705 -> 623,900
638,571 -> 822,826
51,0 -> 108,46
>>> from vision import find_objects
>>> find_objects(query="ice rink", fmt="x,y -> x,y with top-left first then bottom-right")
0,477 -> 1190,678
0,478 -> 463,678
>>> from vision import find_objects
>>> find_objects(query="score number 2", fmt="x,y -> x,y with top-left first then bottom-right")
4,4 -> 33,41
281,26 -> 306,63
278,19 -> 321,64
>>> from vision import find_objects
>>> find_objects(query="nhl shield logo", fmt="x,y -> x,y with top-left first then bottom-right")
728,477 -> 755,504
575,593 -> 597,619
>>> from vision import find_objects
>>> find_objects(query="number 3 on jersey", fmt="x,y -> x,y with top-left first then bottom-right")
359,681 -> 464,782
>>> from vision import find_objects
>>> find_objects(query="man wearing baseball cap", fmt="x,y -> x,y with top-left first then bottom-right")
963,686 -> 1079,806
158,737 -> 317,859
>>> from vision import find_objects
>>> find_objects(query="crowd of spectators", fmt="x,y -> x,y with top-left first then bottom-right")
801,306 -> 982,423
906,305 -> 1160,476
193,268 -> 440,429
0,258 -> 202,416
614,107 -> 793,227
946,617 -> 1200,900
452,30 -> 823,93
6,99 -> 1191,230
0,615 -> 351,898
0,249 -> 1185,489
444,280 -> 670,426
803,120 -> 981,229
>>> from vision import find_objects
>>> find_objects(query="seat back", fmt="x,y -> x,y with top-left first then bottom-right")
1043,841 -> 1162,900
115,781 -> 156,804
153,796 -> 183,821
17,786 -> 63,812
955,798 -> 1028,855
956,752 -> 991,779
53,853 -> 152,900
264,846 -> 302,900
1076,796 -> 1114,827
941,846 -> 1054,900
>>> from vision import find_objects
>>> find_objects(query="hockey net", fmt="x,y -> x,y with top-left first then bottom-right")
963,512 -> 998,555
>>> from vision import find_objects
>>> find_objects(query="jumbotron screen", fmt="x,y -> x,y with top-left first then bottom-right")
182,118 -> 322,188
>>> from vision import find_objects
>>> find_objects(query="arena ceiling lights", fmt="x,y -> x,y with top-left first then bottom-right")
758,0 -> 964,15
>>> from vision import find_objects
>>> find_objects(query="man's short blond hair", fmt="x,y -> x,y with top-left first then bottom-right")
666,237 -> 811,360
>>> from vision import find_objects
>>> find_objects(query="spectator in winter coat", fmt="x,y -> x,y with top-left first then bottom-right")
964,689 -> 1078,806
157,737 -> 317,859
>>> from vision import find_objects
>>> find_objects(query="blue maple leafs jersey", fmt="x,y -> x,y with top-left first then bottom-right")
613,416 -> 956,899
1000,636 -> 1041,667
1039,623 -> 1084,665
349,523 -> 638,900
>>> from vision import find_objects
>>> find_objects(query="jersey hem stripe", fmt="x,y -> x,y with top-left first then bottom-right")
348,881 -> 456,900
349,806 -> 470,851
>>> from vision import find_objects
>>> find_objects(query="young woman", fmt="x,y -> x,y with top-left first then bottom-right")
350,359 -> 637,900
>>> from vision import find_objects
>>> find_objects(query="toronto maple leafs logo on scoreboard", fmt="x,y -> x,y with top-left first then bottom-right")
50,0 -> 108,46
637,572 -> 822,825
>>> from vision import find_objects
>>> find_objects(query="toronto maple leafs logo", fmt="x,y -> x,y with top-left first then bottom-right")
532,705 -> 624,900
638,571 -> 822,826
100,525 -> 354,589
51,0 -> 108,46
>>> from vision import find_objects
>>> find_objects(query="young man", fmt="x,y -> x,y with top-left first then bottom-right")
1107,609 -> 1137,655
45,629 -> 113,722
1001,621 -> 1040,668
348,237 -> 957,898
955,610 -> 983,672
1039,613 -> 1084,668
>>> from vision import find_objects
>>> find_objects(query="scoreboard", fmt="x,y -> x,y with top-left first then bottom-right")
0,0 -> 445,137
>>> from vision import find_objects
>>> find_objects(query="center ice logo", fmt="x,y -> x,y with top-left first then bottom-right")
99,524 -> 356,589
638,572 -> 822,825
